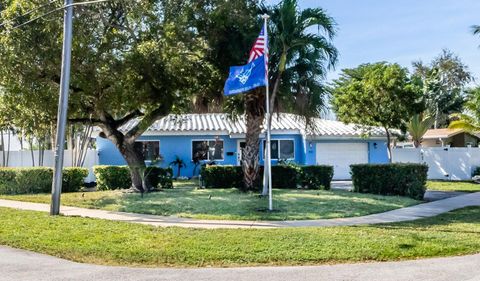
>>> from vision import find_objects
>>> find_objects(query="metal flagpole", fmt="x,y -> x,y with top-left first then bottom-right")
50,0 -> 74,215
262,14 -> 273,211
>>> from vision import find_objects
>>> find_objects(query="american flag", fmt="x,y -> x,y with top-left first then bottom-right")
247,24 -> 268,63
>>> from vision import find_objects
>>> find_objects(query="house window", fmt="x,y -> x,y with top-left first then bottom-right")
135,141 -> 160,161
192,139 -> 224,161
263,139 -> 295,160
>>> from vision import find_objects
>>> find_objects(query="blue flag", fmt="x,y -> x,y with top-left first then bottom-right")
224,55 -> 266,96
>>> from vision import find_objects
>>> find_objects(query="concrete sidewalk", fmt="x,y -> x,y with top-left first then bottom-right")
0,191 -> 479,228
1,246 -> 479,281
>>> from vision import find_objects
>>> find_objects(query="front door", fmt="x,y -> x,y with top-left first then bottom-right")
237,140 -> 246,165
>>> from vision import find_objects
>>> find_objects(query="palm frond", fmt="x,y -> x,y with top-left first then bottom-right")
472,25 -> 480,35
407,113 -> 434,146
299,8 -> 337,39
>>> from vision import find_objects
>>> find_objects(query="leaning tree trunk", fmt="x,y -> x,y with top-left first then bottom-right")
242,90 -> 265,192
118,142 -> 151,193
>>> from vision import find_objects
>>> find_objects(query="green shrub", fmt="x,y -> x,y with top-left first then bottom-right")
350,163 -> 428,200
472,166 -> 480,177
93,166 -> 131,190
200,164 -> 332,190
14,167 -> 53,194
145,166 -> 173,189
93,165 -> 173,190
271,165 -> 301,189
0,167 -> 89,195
62,168 -> 89,192
200,165 -> 243,189
300,165 -> 334,190
0,168 -> 21,194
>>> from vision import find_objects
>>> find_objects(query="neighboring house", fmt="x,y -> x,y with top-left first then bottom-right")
96,113 -> 390,180
421,128 -> 480,148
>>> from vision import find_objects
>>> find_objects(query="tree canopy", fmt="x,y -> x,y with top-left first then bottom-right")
0,0 -> 221,191
412,49 -> 472,128
449,87 -> 480,133
331,62 -> 423,160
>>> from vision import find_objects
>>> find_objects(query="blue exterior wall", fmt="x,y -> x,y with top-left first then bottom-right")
97,137 -> 127,165
97,135 -> 238,178
97,135 -> 389,178
259,134 -> 306,165
140,135 -> 238,178
368,140 -> 389,163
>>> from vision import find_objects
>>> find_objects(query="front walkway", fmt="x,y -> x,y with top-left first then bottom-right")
1,246 -> 479,281
0,191 -> 479,228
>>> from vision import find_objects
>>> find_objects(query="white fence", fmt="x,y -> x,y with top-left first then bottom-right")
392,147 -> 480,180
0,149 -> 99,182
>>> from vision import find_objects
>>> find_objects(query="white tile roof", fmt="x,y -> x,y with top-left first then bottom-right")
121,113 -> 387,138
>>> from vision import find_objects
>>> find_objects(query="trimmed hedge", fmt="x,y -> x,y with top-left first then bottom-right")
200,164 -> 334,190
63,168 -> 90,193
93,165 -> 173,190
200,165 -> 243,189
300,166 -> 334,190
0,167 -> 89,195
350,163 -> 428,200
270,165 -> 301,189
93,166 -> 131,190
146,166 -> 174,189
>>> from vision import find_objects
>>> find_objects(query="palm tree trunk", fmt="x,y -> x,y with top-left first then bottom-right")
242,90 -> 265,191
413,140 -> 420,148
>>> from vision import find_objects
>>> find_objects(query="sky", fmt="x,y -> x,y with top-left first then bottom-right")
265,0 -> 480,83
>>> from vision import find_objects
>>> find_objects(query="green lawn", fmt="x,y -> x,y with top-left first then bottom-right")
0,207 -> 479,267
427,181 -> 480,193
0,182 -> 419,220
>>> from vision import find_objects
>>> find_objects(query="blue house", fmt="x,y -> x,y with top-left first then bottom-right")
97,113 -> 389,179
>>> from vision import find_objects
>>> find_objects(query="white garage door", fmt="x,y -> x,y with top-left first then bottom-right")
316,143 -> 368,180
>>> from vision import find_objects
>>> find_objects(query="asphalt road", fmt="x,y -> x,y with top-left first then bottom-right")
1,246 -> 479,281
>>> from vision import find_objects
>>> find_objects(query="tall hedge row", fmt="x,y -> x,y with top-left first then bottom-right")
200,165 -> 334,190
350,163 -> 428,200
0,167 -> 88,195
92,165 -> 173,190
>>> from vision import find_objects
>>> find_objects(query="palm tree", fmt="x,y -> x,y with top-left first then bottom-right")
407,113 -> 434,148
257,0 -> 337,194
225,0 -> 337,192
267,0 -> 337,118
170,155 -> 186,179
449,87 -> 480,132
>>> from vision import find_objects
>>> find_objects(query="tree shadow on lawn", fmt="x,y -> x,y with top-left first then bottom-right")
90,188 -> 419,221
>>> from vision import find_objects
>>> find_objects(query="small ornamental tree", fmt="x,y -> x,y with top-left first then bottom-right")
331,62 -> 423,161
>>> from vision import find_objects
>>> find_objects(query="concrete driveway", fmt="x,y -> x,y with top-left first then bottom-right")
1,246 -> 479,281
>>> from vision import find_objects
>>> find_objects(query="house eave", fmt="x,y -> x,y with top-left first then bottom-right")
305,135 -> 389,141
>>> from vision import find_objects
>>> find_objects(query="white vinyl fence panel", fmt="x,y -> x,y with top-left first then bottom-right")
0,149 -> 99,182
392,147 -> 480,180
